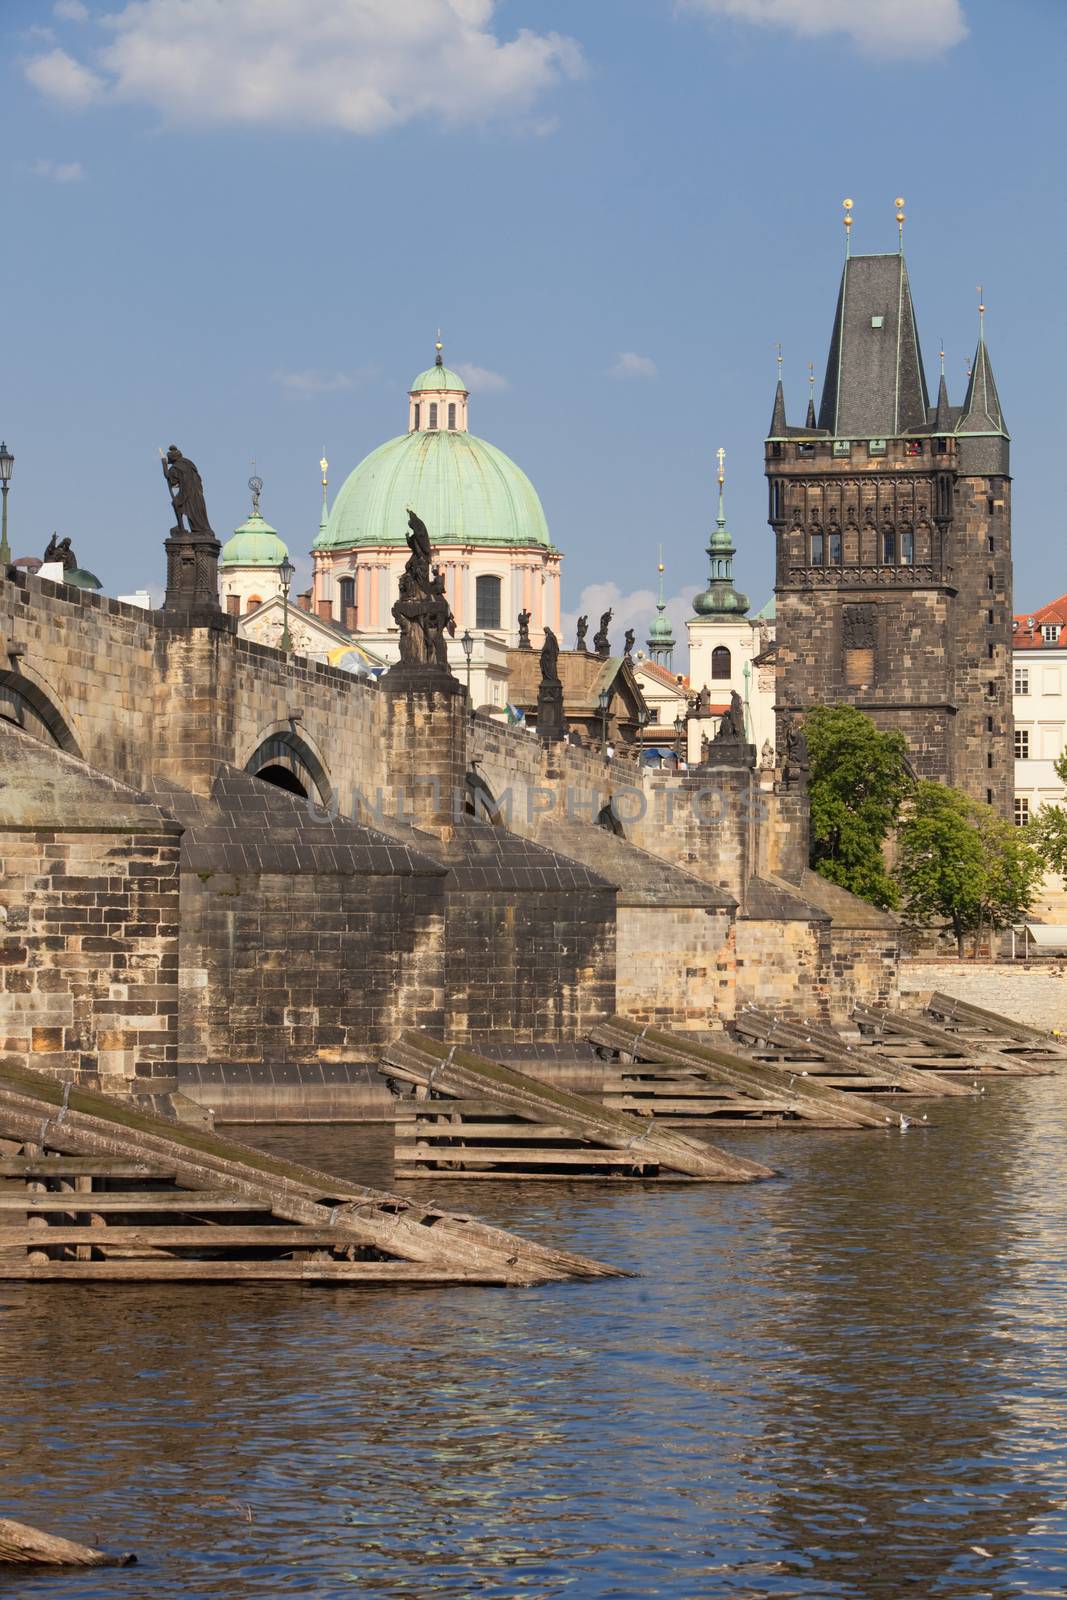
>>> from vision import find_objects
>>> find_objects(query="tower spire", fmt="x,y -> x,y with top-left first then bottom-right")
435,329 -> 444,368
692,447 -> 749,621
769,343 -> 788,435
805,361 -> 817,429
956,289 -> 1007,439
646,544 -> 675,667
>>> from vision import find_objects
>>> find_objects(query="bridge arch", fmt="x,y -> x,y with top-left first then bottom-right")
242,722 -> 334,807
0,664 -> 82,756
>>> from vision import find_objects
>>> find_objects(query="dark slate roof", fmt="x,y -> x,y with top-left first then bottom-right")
149,767 -> 445,878
818,253 -> 930,438
769,378 -> 788,436
956,334 -> 1008,437
932,371 -> 954,433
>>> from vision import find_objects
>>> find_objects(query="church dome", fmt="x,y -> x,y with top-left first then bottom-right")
220,510 -> 289,569
315,348 -> 552,552
648,609 -> 674,640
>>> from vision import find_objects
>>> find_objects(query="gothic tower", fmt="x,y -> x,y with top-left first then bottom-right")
765,201 -> 1012,811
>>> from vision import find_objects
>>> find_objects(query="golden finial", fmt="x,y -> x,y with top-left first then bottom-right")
716,446 -> 726,488
895,195 -> 905,247
435,328 -> 444,366
320,451 -> 328,488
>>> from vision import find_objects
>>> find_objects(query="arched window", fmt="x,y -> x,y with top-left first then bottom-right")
338,577 -> 355,619
711,645 -> 731,680
828,532 -> 843,566
475,574 -> 501,629
413,403 -> 421,431
429,402 -> 438,429
810,531 -> 825,565
448,402 -> 456,429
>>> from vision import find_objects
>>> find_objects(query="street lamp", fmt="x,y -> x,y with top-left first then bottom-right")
598,687 -> 611,751
0,442 -> 13,568
278,555 -> 296,653
461,628 -> 474,704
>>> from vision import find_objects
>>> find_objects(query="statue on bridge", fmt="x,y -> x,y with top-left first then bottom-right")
43,534 -> 76,572
387,511 -> 458,683
160,446 -> 214,537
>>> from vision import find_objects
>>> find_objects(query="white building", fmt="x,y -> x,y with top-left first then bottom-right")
1013,598 -> 1067,919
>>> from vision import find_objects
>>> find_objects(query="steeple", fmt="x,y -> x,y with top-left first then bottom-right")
933,351 -> 953,432
956,294 -> 1007,437
692,449 -> 749,620
646,547 -> 675,667
768,343 -> 788,436
805,362 -> 817,429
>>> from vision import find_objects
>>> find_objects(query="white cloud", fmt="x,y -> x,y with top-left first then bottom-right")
454,363 -> 509,392
561,581 -> 691,668
608,351 -> 658,381
32,158 -> 85,183
54,0 -> 90,20
25,0 -> 584,133
274,369 -> 360,395
24,46 -> 104,108
678,0 -> 967,58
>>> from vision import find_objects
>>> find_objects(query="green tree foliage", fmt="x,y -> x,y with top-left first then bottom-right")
897,782 -> 1043,956
805,706 -> 913,908
1029,749 -> 1067,876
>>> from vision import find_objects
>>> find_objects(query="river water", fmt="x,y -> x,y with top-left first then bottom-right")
2,1074 -> 1066,1600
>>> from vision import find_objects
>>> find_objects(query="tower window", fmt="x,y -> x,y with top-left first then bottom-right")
868,439 -> 887,457
833,440 -> 851,458
987,609 -> 994,625
771,442 -> 783,458
900,531 -> 914,564
810,532 -> 825,566
246,595 -> 262,613
987,789 -> 994,806
413,403 -> 421,431
988,642 -> 995,659
988,537 -> 995,553
905,440 -> 923,456
448,402 -> 456,430
1015,729 -> 1030,760
987,716 -> 994,732
828,532 -> 843,566
882,529 -> 896,563
988,573 -> 995,591
711,645 -> 731,680
338,576 -> 355,618
796,442 -> 815,458
934,438 -> 947,454
429,402 -> 438,429
475,574 -> 502,630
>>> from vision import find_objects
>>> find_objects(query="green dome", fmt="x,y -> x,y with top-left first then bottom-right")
220,511 -> 289,569
410,363 -> 468,393
316,429 -> 551,551
648,609 -> 674,640
64,567 -> 102,591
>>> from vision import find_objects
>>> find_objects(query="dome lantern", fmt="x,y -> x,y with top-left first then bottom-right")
692,448 -> 749,620
408,337 -> 470,434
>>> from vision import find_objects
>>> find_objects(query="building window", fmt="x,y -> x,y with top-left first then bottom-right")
828,532 -> 843,566
987,789 -> 994,806
448,402 -> 456,430
833,440 -> 850,457
900,531 -> 914,564
988,642 -> 996,659
988,574 -> 995,591
475,574 -> 502,630
987,681 -> 996,698
988,537 -> 995,553
226,593 -> 240,616
1015,729 -> 1030,760
796,442 -> 815,458
934,437 -> 948,455
648,708 -> 659,724
810,531 -> 824,566
1014,667 -> 1029,695
1043,623 -> 1061,643
882,529 -> 896,563
987,752 -> 994,768
771,442 -> 783,458
338,577 -> 355,617
987,609 -> 994,625
429,402 -> 438,429
905,440 -> 923,456
413,403 -> 421,431
711,645 -> 731,680
987,717 -> 994,732
868,439 -> 887,457
1015,797 -> 1030,827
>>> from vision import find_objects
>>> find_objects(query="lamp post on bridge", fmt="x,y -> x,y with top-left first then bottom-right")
461,628 -> 473,705
278,555 -> 296,654
0,442 -> 13,568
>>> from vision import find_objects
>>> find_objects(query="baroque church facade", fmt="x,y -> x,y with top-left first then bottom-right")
766,216 -> 1013,812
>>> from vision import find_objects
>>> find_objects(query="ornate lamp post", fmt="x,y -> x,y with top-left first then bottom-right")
278,555 -> 296,653
599,687 -> 611,750
461,628 -> 474,703
0,442 -> 13,568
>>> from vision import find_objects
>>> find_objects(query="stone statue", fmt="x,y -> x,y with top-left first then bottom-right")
389,512 -> 456,676
43,534 -> 76,572
714,690 -> 746,743
540,625 -> 561,685
784,715 -> 810,782
517,608 -> 532,650
623,627 -> 635,658
593,609 -> 612,658
760,738 -> 775,769
161,446 -> 214,536
404,507 -> 433,585
575,615 -> 588,652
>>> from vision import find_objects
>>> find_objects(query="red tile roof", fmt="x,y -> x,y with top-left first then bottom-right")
635,659 -> 689,691
1013,594 -> 1067,650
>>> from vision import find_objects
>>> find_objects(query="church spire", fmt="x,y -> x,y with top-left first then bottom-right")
805,361 -> 817,429
692,448 -> 749,620
956,290 -> 1007,437
646,546 -> 675,667
769,344 -> 788,436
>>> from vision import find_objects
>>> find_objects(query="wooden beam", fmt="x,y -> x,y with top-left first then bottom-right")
0,1518 -> 134,1568
0,1225 -> 362,1249
0,1158 -> 174,1180
0,1260 -> 517,1284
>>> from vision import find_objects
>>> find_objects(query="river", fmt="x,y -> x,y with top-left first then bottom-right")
2,1072 -> 1066,1599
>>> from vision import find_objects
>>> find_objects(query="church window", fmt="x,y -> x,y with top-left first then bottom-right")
1015,797 -> 1030,827
475,574 -> 502,630
882,529 -> 896,563
339,577 -> 355,618
987,609 -> 994,625
828,532 -> 843,565
413,404 -> 421,431
226,594 -> 240,617
1015,729 -> 1030,760
900,530 -> 915,564
988,573 -> 995,591
771,443 -> 783,458
988,537 -> 995,553
987,789 -> 994,805
429,402 -> 438,429
934,437 -> 947,454
711,645 -> 731,680
987,716 -> 994,732
448,403 -> 456,429
810,532 -> 824,565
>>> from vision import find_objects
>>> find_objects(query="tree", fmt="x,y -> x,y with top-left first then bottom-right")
805,705 -> 913,908
1029,749 -> 1067,877
897,782 -> 1042,957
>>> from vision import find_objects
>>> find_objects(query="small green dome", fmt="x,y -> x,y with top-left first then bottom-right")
316,430 -> 551,551
65,567 -> 102,591
410,363 -> 468,393
693,582 -> 750,618
220,511 -> 289,569
648,609 -> 674,640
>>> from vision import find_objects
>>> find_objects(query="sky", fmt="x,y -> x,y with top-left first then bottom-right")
3,0 -> 1065,659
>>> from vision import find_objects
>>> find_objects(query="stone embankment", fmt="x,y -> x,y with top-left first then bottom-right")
901,961 -> 1067,1034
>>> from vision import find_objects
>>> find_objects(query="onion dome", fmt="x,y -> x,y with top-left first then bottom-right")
692,449 -> 749,619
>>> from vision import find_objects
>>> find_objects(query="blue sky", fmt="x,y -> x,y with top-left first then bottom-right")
3,0 -> 1064,653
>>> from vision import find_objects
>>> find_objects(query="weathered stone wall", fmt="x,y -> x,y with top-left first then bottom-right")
735,914 -> 831,1020
616,906 -> 736,1027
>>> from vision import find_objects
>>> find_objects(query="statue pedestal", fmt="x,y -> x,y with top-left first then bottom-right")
536,680 -> 565,743
699,741 -> 756,769
163,530 -> 222,621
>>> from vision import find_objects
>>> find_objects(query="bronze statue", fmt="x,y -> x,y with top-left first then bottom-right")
623,627 -> 635,657
43,534 -> 76,572
517,608 -> 532,650
593,609 -> 612,657
575,615 -> 588,652
161,446 -> 214,536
